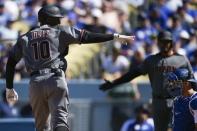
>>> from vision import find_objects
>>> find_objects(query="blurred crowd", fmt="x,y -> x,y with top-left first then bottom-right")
0,2 -> 196,131
0,0 -> 196,80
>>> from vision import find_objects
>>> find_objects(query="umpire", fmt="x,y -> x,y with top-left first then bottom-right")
5,5 -> 134,131
100,31 -> 194,131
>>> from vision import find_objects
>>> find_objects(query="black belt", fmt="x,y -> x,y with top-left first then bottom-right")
153,95 -> 172,100
30,68 -> 62,76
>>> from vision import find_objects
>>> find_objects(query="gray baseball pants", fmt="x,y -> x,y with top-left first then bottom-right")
29,71 -> 69,131
152,99 -> 172,131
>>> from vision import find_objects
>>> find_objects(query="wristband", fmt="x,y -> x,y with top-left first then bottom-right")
114,33 -> 120,39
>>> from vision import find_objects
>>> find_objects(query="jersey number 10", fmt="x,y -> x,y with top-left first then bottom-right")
31,41 -> 50,60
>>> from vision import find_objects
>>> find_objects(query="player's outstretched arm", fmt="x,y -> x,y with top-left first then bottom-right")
5,56 -> 19,104
80,30 -> 135,44
99,67 -> 141,91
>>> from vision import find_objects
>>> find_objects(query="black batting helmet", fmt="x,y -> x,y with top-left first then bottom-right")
38,5 -> 63,25
158,31 -> 173,42
157,30 -> 173,52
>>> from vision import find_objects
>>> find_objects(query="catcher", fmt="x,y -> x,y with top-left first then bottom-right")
165,68 -> 197,131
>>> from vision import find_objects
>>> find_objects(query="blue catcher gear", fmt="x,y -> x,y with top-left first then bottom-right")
188,79 -> 197,91
165,68 -> 189,98
174,68 -> 189,81
174,69 -> 197,91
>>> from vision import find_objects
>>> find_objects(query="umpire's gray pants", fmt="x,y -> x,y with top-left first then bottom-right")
152,99 -> 172,131
29,72 -> 69,131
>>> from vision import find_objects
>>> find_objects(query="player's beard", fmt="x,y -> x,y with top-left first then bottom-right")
159,42 -> 173,54
162,46 -> 171,53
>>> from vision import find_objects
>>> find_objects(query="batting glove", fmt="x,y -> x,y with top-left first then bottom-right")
6,88 -> 18,104
99,79 -> 114,91
114,33 -> 135,42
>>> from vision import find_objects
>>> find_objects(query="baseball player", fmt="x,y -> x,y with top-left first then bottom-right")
165,68 -> 197,131
5,5 -> 134,131
99,31 -> 194,131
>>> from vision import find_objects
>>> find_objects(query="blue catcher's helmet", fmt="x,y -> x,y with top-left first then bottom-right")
174,68 -> 189,80
165,68 -> 189,98
188,79 -> 197,91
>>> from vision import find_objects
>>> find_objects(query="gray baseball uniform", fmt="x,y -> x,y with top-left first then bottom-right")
6,25 -> 115,131
108,53 -> 194,131
139,53 -> 193,131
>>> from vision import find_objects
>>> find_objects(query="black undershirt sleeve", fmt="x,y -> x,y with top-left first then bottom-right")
111,67 -> 142,87
6,56 -> 17,89
80,30 -> 114,44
